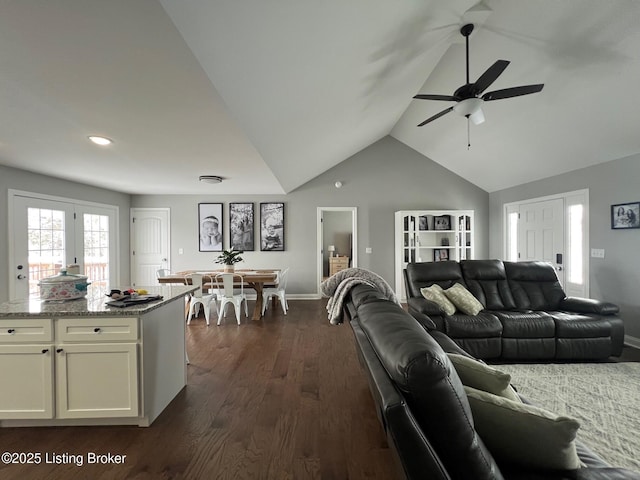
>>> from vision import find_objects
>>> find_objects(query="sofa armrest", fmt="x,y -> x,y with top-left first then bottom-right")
408,296 -> 445,316
560,297 -> 620,315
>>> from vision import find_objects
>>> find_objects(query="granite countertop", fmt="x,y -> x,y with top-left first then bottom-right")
0,285 -> 198,318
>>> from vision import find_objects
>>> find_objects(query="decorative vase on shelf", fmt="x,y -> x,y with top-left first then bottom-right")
224,265 -> 234,273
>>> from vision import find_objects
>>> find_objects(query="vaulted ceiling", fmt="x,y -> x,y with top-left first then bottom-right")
1,0 -> 639,195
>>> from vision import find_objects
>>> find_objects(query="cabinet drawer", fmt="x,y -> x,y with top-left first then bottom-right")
56,318 -> 138,342
0,319 -> 53,343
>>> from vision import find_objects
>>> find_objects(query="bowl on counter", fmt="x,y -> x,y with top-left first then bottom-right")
39,268 -> 91,301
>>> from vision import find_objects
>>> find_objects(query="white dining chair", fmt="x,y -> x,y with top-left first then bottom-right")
214,273 -> 248,325
262,267 -> 289,315
156,268 -> 171,278
185,274 -> 218,326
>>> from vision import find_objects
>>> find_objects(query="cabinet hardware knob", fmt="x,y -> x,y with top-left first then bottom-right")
94,327 -> 101,333
56,348 -> 64,353
42,349 -> 49,354
7,329 -> 15,334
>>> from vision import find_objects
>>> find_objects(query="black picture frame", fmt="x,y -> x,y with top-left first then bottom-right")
611,202 -> 640,229
434,249 -> 449,262
229,203 -> 254,251
198,203 -> 223,252
260,202 -> 284,251
434,215 -> 451,231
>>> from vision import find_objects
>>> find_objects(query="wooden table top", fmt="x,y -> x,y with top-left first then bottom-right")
158,269 -> 279,284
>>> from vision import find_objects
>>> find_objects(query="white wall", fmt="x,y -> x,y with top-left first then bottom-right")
489,152 -> 640,338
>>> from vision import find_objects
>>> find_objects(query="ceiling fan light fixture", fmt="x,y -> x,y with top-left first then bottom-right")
199,175 -> 223,184
469,108 -> 485,125
453,97 -> 483,117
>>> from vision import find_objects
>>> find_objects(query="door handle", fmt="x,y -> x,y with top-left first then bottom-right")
16,274 -> 26,280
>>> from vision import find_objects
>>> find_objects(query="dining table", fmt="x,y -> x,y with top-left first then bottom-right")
157,269 -> 279,321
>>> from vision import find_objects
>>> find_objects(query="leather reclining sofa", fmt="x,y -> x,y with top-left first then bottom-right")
403,260 -> 624,360
344,282 -> 640,480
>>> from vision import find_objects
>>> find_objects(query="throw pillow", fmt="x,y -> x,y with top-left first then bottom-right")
420,284 -> 456,316
465,386 -> 581,470
443,283 -> 484,315
447,353 -> 521,402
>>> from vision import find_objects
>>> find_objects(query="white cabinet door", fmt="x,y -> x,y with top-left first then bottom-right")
56,343 -> 139,419
0,345 -> 54,419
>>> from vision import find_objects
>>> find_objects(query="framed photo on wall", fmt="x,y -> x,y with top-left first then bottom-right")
611,202 -> 640,229
260,202 -> 284,251
198,203 -> 223,251
229,203 -> 254,251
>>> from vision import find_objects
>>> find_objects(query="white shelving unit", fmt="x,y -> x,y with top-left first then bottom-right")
394,210 -> 474,300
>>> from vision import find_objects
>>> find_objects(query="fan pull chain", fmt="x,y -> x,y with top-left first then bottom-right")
467,116 -> 471,150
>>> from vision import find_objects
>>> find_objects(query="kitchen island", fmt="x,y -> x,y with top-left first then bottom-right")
0,284 -> 196,427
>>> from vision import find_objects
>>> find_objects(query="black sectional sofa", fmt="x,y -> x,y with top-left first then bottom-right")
403,259 -> 624,360
344,282 -> 640,480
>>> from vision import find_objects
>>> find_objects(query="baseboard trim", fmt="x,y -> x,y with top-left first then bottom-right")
624,335 -> 640,349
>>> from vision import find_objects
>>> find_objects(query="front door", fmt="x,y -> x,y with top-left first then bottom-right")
518,198 -> 565,285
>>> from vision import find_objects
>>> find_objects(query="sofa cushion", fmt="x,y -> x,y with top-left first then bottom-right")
550,312 -> 612,338
505,261 -> 566,310
404,261 -> 465,299
493,311 -> 555,338
444,312 -> 503,338
465,386 -> 582,471
444,283 -> 484,315
461,260 -> 517,311
420,284 -> 456,315
357,302 -> 503,480
447,353 -> 520,402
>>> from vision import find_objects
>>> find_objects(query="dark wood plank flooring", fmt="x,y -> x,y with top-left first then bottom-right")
0,300 -> 399,480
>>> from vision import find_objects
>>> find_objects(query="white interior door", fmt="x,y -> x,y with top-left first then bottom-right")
518,198 -> 565,285
131,208 -> 170,287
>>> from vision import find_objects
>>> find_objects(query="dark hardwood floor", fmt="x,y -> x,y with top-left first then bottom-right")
0,300 -> 399,480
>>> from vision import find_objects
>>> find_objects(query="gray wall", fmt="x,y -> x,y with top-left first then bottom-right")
489,152 -> 640,339
131,136 -> 490,295
0,164 -> 131,303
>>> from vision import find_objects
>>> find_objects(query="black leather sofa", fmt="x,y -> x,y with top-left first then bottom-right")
344,282 -> 640,480
403,260 -> 624,360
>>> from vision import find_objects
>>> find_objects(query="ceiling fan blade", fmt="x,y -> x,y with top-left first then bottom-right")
417,106 -> 454,126
473,60 -> 510,94
413,94 -> 458,102
482,84 -> 544,101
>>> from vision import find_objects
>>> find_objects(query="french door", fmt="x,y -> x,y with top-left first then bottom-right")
9,191 -> 118,300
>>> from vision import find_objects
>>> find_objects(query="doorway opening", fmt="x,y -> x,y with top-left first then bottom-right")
317,207 -> 357,296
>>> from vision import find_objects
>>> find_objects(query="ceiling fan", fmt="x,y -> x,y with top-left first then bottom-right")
414,23 -> 544,127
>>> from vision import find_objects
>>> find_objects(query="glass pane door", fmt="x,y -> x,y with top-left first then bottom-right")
27,206 -> 67,297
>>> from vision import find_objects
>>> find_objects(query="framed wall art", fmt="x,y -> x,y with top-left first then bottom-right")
229,203 -> 254,251
260,202 -> 284,251
611,202 -> 640,229
198,203 -> 223,251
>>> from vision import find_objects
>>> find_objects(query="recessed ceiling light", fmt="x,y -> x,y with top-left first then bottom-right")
88,135 -> 113,146
199,175 -> 223,184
